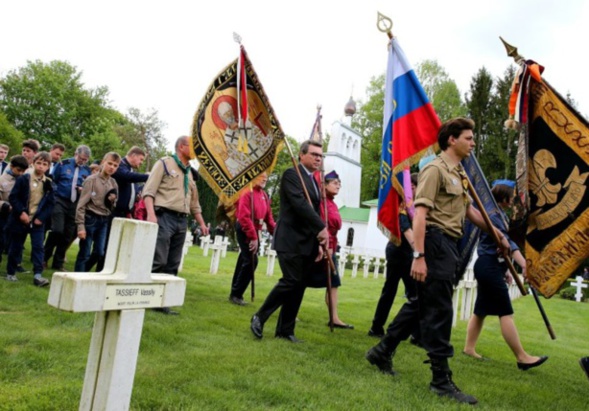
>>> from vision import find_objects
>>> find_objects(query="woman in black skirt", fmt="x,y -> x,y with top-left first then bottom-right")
463,183 -> 547,370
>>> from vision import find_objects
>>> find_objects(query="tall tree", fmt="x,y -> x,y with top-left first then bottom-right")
465,67 -> 494,158
123,107 -> 168,170
0,60 -> 114,151
353,74 -> 385,203
416,60 -> 466,121
0,111 -> 24,154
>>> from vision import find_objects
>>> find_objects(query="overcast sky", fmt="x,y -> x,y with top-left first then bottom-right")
2,0 -> 588,153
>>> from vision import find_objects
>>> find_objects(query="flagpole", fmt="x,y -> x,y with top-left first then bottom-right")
499,36 -> 557,340
250,183 -> 256,302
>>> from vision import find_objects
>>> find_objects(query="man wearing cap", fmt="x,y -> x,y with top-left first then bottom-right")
143,136 -> 208,315
365,118 -> 510,405
250,140 -> 328,342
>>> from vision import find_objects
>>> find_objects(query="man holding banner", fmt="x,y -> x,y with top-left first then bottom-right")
367,118 -> 511,405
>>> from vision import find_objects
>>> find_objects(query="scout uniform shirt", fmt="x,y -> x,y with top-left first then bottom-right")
75,173 -> 119,232
28,173 -> 47,217
414,151 -> 471,239
143,157 -> 201,217
0,172 -> 18,213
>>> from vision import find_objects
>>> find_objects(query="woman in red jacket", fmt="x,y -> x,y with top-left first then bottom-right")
308,170 -> 353,329
229,172 -> 276,305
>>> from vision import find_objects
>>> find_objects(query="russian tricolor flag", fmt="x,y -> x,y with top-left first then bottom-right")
377,38 -> 440,244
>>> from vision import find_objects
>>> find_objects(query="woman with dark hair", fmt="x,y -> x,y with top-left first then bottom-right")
463,182 -> 548,370
308,170 -> 352,329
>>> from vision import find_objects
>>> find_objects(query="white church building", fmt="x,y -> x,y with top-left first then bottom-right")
322,98 -> 388,259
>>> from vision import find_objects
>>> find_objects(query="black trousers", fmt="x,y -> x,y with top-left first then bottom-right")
44,197 -> 77,269
255,251 -> 315,336
383,228 -> 459,359
230,223 -> 258,299
371,242 -> 416,333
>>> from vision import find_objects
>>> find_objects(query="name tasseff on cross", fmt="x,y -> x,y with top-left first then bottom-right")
115,288 -> 156,297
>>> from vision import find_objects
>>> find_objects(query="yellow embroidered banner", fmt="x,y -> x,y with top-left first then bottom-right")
191,46 -> 284,205
525,79 -> 589,297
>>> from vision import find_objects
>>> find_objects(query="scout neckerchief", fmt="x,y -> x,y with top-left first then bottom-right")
172,154 -> 190,195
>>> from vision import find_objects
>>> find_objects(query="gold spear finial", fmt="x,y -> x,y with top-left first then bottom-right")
377,12 -> 393,39
500,36 -> 524,63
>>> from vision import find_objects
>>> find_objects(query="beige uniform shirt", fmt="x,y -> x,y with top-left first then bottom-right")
414,151 -> 471,239
76,173 -> 118,232
28,173 -> 47,216
142,157 -> 201,216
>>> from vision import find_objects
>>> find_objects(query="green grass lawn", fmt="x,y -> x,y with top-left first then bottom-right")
0,243 -> 588,410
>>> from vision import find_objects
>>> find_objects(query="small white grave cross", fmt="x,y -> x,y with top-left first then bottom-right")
202,235 -> 212,256
178,231 -> 193,272
209,235 -> 224,274
258,238 -> 268,256
373,258 -> 381,279
351,254 -> 360,278
48,218 -> 186,411
221,237 -> 230,257
571,276 -> 588,302
362,256 -> 373,278
266,248 -> 277,276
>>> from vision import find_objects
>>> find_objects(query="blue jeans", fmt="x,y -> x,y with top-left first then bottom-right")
75,213 -> 109,272
7,223 -> 45,275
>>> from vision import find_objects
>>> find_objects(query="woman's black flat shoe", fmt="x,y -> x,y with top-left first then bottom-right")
517,356 -> 548,371
328,322 -> 354,329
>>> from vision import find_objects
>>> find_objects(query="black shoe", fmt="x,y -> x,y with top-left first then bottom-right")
152,307 -> 179,315
250,315 -> 264,339
365,347 -> 396,375
275,334 -> 303,343
51,265 -> 64,271
430,378 -> 478,405
517,356 -> 548,371
368,329 -> 385,338
328,322 -> 354,329
229,296 -> 247,306
580,357 -> 589,382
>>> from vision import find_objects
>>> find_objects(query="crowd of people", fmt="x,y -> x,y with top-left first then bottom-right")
3,119 -> 588,404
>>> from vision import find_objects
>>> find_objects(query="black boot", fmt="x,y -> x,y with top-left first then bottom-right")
429,358 -> 477,405
365,336 -> 399,375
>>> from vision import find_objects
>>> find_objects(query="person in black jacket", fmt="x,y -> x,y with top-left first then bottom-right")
250,140 -> 328,343
5,152 -> 54,286
112,146 -> 149,218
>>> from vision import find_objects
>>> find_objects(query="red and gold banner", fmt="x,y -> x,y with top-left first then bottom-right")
191,46 -> 284,205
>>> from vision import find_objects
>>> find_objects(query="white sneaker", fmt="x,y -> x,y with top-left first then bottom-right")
6,275 -> 18,282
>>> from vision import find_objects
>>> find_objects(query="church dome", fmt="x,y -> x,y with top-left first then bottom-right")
344,96 -> 356,116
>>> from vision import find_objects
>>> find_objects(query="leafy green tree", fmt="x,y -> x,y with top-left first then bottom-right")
465,67 -> 494,158
353,74 -> 385,203
267,135 -> 300,217
416,60 -> 466,121
122,107 -> 168,170
0,60 -> 113,152
194,171 -> 219,230
0,111 -> 24,154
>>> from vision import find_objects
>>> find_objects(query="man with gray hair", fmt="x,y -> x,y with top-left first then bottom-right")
43,145 -> 91,270
143,136 -> 209,315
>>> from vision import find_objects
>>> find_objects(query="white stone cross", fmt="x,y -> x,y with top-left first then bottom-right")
178,231 -> 193,272
48,218 -> 186,411
258,238 -> 268,256
221,237 -> 230,258
266,248 -> 277,276
336,250 -> 347,278
571,276 -> 588,302
362,256 -> 373,278
209,235 -> 224,274
351,254 -> 360,278
202,235 -> 212,256
373,258 -> 381,279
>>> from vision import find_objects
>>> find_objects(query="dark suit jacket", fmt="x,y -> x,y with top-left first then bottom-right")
113,157 -> 149,214
6,174 -> 55,233
273,164 -> 325,255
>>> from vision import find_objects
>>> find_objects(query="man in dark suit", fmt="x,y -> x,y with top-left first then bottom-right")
250,140 -> 328,343
113,146 -> 149,218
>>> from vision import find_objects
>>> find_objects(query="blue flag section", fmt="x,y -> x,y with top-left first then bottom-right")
457,154 -> 506,281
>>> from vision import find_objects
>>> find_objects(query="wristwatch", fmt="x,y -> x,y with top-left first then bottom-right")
413,251 -> 425,259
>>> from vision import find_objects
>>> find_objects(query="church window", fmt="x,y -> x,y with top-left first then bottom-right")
346,227 -> 354,247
